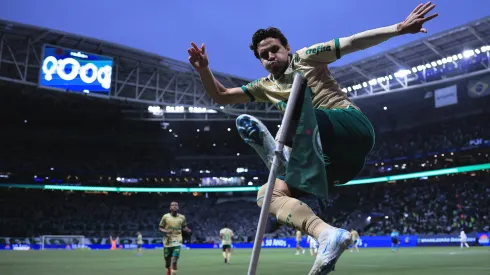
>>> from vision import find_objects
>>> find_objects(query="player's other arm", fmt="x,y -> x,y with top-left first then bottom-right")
181,216 -> 191,233
159,215 -> 168,233
298,2 -> 438,64
188,42 -> 251,105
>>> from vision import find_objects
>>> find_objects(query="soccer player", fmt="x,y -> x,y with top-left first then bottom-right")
307,235 -> 319,256
295,230 -> 306,255
110,236 -> 118,250
460,230 -> 470,249
188,3 -> 437,274
390,229 -> 400,253
136,231 -> 143,255
159,201 -> 192,275
350,229 -> 360,252
219,224 -> 234,264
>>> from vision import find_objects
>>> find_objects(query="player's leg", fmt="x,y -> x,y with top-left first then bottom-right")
164,248 -> 172,275
222,246 -> 227,263
309,108 -> 374,274
225,247 -> 231,264
257,179 -> 336,240
170,256 -> 178,275
236,114 -> 289,174
465,242 -> 470,248
257,179 -> 351,274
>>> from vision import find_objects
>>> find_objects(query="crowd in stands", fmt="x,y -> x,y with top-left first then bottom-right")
1,79 -> 490,243
1,174 -> 488,242
1,101 -> 489,184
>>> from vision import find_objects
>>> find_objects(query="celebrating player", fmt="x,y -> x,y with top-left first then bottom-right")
136,231 -> 143,255
307,235 -> 319,256
109,235 -> 119,250
219,224 -> 234,264
295,230 -> 306,255
460,230 -> 470,249
350,228 -> 360,252
188,2 -> 437,274
159,201 -> 192,275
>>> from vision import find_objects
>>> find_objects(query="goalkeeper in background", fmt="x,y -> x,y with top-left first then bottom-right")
159,201 -> 192,275
219,224 -> 234,264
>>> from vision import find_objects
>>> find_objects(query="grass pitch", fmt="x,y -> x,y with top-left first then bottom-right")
1,247 -> 489,275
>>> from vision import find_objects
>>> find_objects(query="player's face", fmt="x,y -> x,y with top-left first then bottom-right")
170,202 -> 179,212
256,38 -> 290,77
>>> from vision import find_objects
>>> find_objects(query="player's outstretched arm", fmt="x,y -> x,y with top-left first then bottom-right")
299,2 -> 438,64
341,2 -> 438,54
188,42 -> 250,105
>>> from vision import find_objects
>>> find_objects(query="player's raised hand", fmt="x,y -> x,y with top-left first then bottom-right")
188,42 -> 209,71
398,1 -> 438,34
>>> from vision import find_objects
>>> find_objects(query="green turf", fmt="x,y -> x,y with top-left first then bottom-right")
1,247 -> 489,275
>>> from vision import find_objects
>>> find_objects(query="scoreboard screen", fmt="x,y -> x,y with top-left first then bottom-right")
39,45 -> 113,94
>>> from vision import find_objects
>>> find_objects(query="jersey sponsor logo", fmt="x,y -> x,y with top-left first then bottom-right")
305,45 -> 332,56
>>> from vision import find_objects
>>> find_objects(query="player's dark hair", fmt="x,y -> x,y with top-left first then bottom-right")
250,27 -> 289,59
224,223 -> 228,228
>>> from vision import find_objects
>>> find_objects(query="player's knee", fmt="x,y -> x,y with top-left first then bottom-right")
171,257 -> 178,270
257,179 -> 292,207
257,184 -> 266,207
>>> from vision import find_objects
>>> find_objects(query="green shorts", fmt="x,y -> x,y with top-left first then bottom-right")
316,106 -> 375,185
281,106 -> 375,196
164,246 -> 181,258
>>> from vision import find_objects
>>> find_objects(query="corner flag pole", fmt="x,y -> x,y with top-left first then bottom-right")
247,73 -> 307,275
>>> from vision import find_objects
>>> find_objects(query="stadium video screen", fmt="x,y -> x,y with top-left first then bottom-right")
39,45 -> 113,94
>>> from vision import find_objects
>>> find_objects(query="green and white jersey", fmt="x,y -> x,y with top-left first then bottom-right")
241,38 -> 358,112
220,228 -> 234,245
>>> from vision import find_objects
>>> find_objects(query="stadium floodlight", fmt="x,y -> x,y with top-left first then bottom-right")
341,44 -> 489,92
247,73 -> 307,275
463,50 -> 475,58
394,69 -> 410,78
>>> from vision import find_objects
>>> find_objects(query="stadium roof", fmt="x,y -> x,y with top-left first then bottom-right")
0,17 -> 489,121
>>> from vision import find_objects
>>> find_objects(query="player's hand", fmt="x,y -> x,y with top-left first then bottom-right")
188,42 -> 209,72
397,1 -> 438,34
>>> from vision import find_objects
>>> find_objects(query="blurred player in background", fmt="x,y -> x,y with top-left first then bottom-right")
219,224 -> 234,264
391,229 -> 400,253
350,229 -> 360,252
295,230 -> 306,255
110,235 -> 118,250
460,230 -> 470,249
307,235 -> 319,256
136,231 -> 143,255
159,201 -> 192,275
